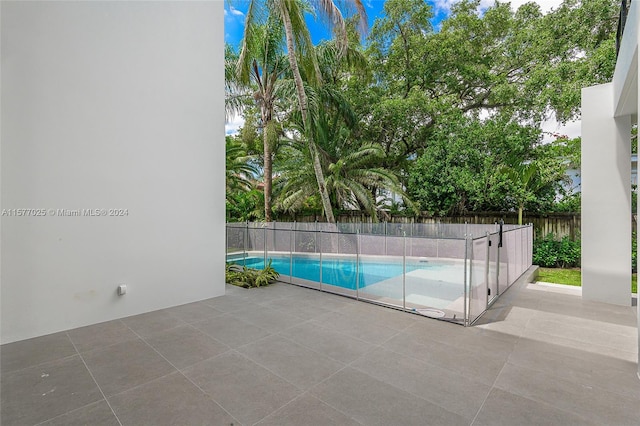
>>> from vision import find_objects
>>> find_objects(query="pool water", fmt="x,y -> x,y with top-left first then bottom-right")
234,255 -> 436,290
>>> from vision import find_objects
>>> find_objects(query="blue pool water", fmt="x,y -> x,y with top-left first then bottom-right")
231,255 -> 434,290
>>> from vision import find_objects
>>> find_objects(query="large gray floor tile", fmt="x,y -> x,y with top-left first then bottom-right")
238,335 -> 344,389
144,325 -> 230,370
192,314 -> 271,348
82,339 -> 176,396
445,327 -> 518,355
494,363 -> 640,425
338,302 -> 418,330
310,367 -> 468,426
160,301 -> 224,324
472,388 -> 598,426
256,393 -> 362,426
231,305 -> 301,333
513,332 -> 638,373
383,333 -> 505,386
0,332 -> 76,374
296,290 -> 358,311
201,294 -> 259,312
508,338 -> 640,399
536,297 -> 637,328
525,318 -> 637,352
310,311 -> 399,345
402,317 -> 467,345
183,351 -> 301,425
528,308 -> 637,337
67,320 -> 138,353
109,372 -> 237,426
39,400 -> 119,426
280,321 -> 374,363
519,328 -> 638,363
258,296 -> 332,319
351,347 -> 491,420
121,310 -> 187,338
250,282 -> 316,301
1,355 -> 103,425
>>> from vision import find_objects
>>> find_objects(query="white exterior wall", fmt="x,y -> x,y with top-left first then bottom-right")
581,84 -> 631,306
0,1 -> 225,343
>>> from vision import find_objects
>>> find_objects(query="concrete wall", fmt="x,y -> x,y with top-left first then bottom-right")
0,1 -> 225,343
581,83 -> 632,306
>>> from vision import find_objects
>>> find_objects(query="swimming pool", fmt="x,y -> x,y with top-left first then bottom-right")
232,255 -> 442,290
227,222 -> 534,326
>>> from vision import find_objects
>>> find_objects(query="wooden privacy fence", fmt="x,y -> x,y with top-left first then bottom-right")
280,212 -> 587,241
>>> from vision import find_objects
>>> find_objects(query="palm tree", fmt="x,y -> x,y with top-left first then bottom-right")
499,162 -> 541,225
275,79 -> 413,219
240,0 -> 367,224
226,137 -> 258,194
275,139 -> 412,219
237,19 -> 290,222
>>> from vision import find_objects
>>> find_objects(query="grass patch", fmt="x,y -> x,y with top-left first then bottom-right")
537,267 -> 637,294
537,267 -> 581,286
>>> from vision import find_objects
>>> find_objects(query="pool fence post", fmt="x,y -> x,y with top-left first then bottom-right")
465,234 -> 472,326
319,226 -> 323,291
384,221 -> 388,255
356,228 -> 360,301
243,221 -> 248,267
403,230 -> 406,310
409,218 -> 414,257
485,231 -> 490,308
497,224 -> 502,297
289,223 -> 293,284
263,223 -> 267,269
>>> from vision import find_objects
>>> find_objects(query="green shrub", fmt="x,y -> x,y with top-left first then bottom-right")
225,260 -> 280,288
533,234 -> 580,268
633,231 -> 637,273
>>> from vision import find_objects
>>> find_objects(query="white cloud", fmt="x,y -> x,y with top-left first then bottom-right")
224,4 -> 245,22
229,6 -> 244,17
226,114 -> 246,136
541,114 -> 581,142
432,0 -> 563,14
505,0 -> 562,14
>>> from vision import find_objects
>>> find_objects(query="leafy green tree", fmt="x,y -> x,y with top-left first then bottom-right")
499,162 -> 541,225
225,137 -> 263,221
226,137 -> 258,194
240,0 -> 366,224
226,0 -> 617,219
275,37 -> 412,219
275,139 -> 411,219
408,113 -> 540,215
357,0 -> 618,166
236,19 -> 290,221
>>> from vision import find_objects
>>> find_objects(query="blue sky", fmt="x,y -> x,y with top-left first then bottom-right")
224,1 -> 452,47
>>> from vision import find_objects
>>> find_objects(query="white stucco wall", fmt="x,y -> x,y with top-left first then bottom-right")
0,1 -> 225,343
581,83 -> 632,306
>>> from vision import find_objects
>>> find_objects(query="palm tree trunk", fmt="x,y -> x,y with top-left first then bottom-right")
281,5 -> 336,224
263,120 -> 273,222
518,205 -> 523,225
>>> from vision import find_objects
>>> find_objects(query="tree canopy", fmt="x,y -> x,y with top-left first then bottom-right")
225,0 -> 620,221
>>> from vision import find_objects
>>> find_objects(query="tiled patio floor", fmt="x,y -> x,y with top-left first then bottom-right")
1,278 -> 638,425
